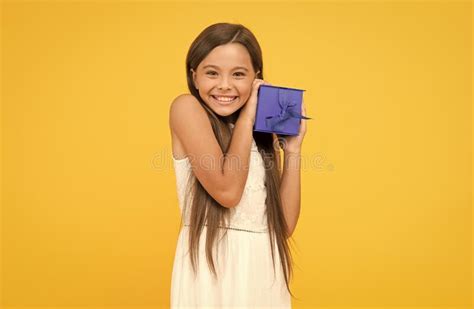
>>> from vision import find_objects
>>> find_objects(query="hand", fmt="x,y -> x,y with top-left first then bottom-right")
239,79 -> 271,124
278,98 -> 308,153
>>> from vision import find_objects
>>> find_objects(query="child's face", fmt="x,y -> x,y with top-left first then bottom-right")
192,43 -> 259,117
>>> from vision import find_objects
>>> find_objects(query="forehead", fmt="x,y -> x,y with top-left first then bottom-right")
199,43 -> 252,70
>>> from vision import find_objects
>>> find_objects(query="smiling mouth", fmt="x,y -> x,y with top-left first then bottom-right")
211,95 -> 238,104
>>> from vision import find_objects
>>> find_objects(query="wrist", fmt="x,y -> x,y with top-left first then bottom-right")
238,112 -> 255,126
283,146 -> 301,155
284,151 -> 302,159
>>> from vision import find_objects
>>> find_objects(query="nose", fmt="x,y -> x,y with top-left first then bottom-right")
217,76 -> 231,90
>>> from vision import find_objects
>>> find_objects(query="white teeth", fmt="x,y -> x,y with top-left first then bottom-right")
213,96 -> 237,102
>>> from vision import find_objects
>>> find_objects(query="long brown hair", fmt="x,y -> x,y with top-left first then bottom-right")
182,22 -> 298,299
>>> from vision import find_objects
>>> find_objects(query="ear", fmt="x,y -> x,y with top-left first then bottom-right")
191,69 -> 198,90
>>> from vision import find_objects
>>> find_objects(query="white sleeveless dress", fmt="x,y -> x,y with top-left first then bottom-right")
170,124 -> 292,308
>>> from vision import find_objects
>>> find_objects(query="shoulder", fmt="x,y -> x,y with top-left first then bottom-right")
169,93 -> 201,117
169,93 -> 206,131
169,93 -> 216,151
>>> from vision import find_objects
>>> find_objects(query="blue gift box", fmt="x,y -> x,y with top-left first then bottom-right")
253,84 -> 311,136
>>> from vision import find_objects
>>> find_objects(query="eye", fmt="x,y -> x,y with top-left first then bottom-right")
205,71 -> 246,77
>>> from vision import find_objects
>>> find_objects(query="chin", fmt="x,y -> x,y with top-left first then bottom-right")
205,102 -> 242,117
213,108 -> 238,117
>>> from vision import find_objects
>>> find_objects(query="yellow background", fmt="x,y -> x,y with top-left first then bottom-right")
1,1 -> 472,308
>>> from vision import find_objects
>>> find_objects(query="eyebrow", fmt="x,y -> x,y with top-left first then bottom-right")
202,64 -> 249,72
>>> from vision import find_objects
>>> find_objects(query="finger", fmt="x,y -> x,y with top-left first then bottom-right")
253,79 -> 265,89
252,79 -> 264,89
301,100 -> 307,133
254,78 -> 270,85
250,79 -> 265,100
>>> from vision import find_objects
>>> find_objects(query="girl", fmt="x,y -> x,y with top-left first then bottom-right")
169,22 -> 307,308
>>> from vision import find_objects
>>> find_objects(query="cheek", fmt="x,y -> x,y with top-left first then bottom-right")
237,82 -> 253,94
198,80 -> 213,91
239,87 -> 253,101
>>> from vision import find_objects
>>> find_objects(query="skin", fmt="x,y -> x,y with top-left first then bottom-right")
191,43 -> 260,119
182,42 -> 307,236
191,42 -> 307,152
278,98 -> 307,236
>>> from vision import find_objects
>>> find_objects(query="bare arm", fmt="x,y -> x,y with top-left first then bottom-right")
273,133 -> 301,238
279,150 -> 301,237
169,94 -> 254,208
